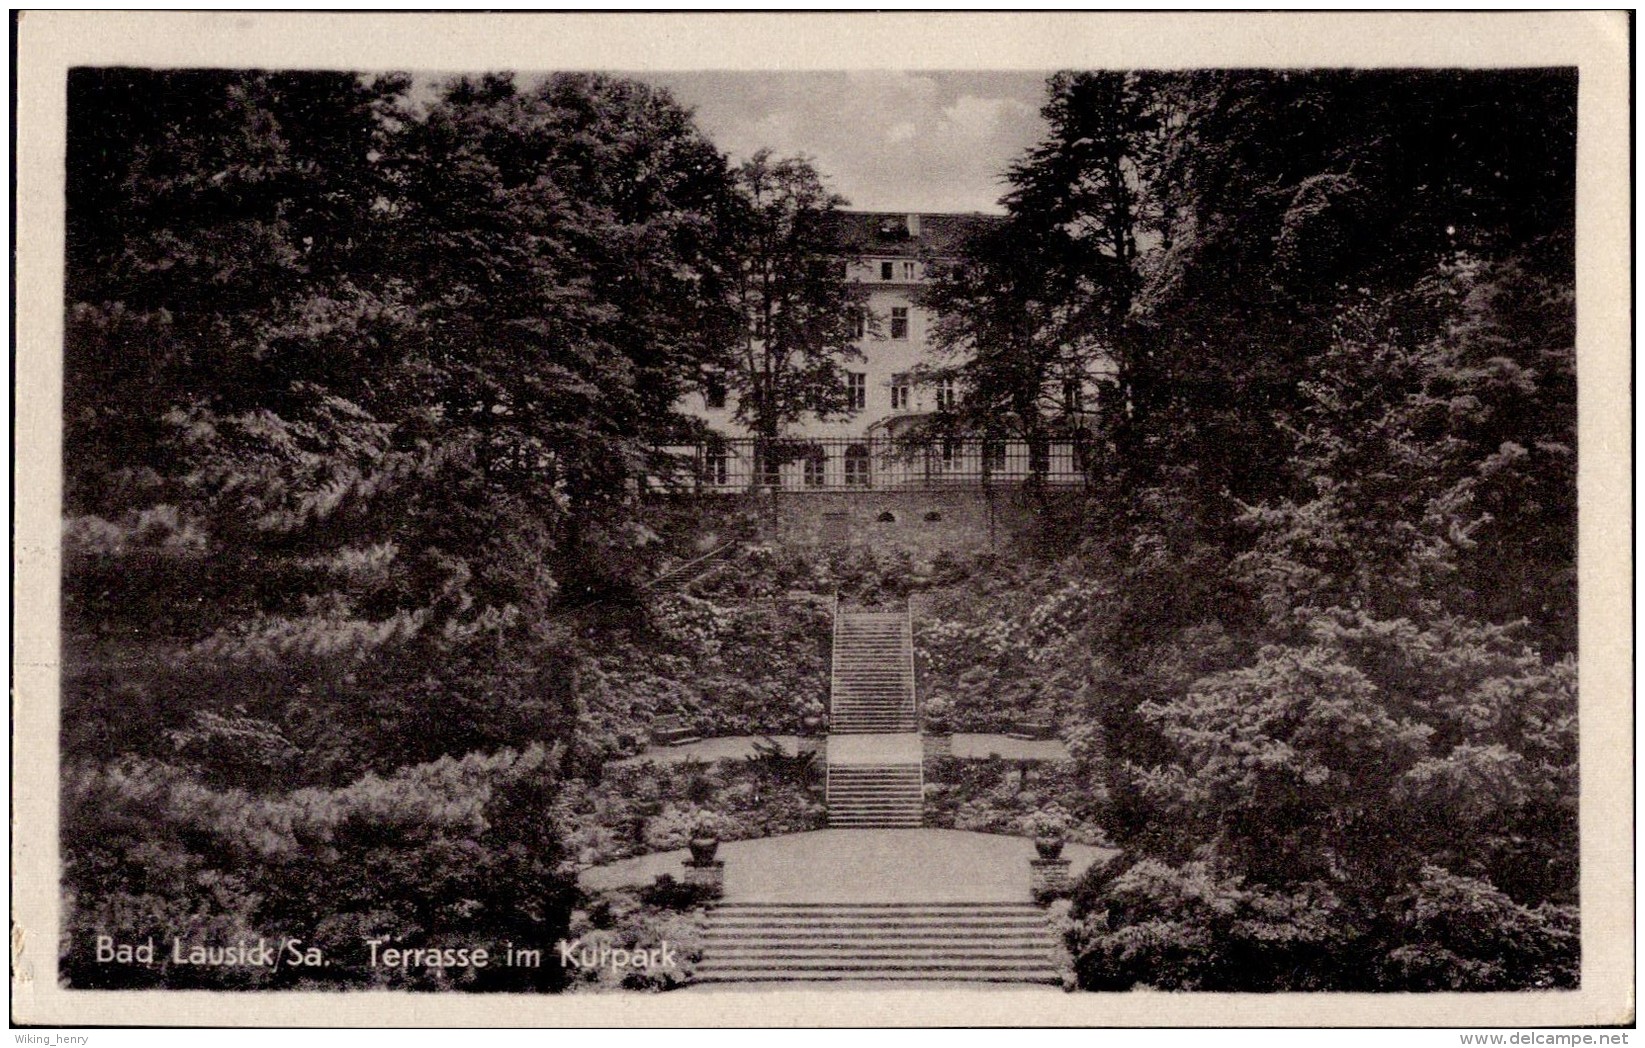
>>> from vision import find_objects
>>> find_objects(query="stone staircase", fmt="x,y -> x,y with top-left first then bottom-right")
695,902 -> 1061,984
826,764 -> 922,828
830,608 -> 916,733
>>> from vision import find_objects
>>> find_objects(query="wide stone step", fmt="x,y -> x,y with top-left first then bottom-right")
707,919 -> 1045,926
695,970 -> 1059,984
697,899 -> 1062,985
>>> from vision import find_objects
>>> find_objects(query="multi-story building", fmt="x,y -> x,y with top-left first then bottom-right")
670,210 -> 1093,492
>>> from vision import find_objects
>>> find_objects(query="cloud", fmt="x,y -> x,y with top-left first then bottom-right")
641,71 -> 1050,213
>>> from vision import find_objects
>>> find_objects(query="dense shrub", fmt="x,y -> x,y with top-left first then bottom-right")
61,745 -> 576,991
565,886 -> 705,993
922,757 -> 1107,845
915,563 -> 1105,734
557,755 -> 826,869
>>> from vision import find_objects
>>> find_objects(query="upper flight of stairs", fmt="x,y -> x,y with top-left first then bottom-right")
695,902 -> 1062,985
830,608 -> 917,734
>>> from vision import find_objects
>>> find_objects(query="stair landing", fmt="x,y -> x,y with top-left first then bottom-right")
827,732 -> 921,765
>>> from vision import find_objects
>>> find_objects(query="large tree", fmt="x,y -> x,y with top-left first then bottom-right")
59,67 -> 743,989
965,68 -> 1580,991
720,152 -> 868,466
388,72 -> 743,596
920,72 -> 1158,492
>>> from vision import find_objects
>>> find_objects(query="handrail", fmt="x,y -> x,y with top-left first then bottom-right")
642,539 -> 738,591
827,590 -> 841,729
908,602 -> 923,819
905,603 -> 918,725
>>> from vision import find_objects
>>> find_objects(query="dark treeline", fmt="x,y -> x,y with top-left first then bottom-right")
62,67 -> 1576,991
926,68 -> 1577,990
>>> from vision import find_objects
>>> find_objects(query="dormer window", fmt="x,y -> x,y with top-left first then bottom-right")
880,261 -> 895,281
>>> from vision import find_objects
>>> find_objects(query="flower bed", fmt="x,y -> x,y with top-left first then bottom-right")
921,756 -> 1108,846
914,567 -> 1108,736
558,750 -> 826,869
563,884 -> 707,992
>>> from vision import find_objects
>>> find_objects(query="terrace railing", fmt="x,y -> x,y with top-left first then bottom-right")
650,436 -> 1089,494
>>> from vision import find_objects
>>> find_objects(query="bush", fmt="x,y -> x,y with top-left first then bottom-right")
922,757 -> 1106,845
638,874 -> 721,910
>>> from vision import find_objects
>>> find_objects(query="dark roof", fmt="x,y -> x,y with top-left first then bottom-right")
832,210 -> 1002,259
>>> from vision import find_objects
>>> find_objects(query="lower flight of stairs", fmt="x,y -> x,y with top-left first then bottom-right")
827,763 -> 923,828
696,902 -> 1061,984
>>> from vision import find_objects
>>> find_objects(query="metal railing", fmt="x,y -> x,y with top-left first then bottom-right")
651,436 -> 1090,494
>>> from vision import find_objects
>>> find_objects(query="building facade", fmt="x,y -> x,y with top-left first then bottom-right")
669,210 -> 1093,492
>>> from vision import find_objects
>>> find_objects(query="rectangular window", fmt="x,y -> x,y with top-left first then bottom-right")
705,372 -> 727,410
844,446 -> 871,487
853,312 -> 866,339
803,449 -> 826,488
760,454 -> 783,490
902,261 -> 916,280
983,441 -> 1006,472
846,371 -> 867,410
890,374 -> 910,410
936,377 -> 957,410
880,260 -> 894,281
890,307 -> 909,340
1063,378 -> 1082,414
705,450 -> 729,486
1029,442 -> 1050,475
941,437 -> 957,466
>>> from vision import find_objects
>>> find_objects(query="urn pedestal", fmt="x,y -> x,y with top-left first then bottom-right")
682,858 -> 725,893
1030,857 -> 1071,899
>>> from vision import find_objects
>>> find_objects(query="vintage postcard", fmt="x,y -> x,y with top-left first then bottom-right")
11,10 -> 1633,1029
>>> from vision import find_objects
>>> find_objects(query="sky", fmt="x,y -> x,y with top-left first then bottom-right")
638,71 -> 1053,215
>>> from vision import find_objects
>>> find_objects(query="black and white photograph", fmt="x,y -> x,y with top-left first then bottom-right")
12,10 -> 1632,1030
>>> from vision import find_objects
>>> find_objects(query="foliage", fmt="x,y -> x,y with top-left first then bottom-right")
61,745 -> 576,991
637,875 -> 722,911
718,151 -> 869,444
556,757 -> 826,870
922,758 -> 1106,846
967,68 -> 1581,991
915,564 -> 1105,734
59,67 -> 747,993
575,592 -> 831,752
566,887 -> 704,992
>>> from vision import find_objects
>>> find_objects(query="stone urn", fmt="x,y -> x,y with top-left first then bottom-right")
688,835 -> 720,864
1034,834 -> 1065,861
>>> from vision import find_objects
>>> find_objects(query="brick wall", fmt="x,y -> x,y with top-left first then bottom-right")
645,488 -> 1084,557
774,490 -> 1020,555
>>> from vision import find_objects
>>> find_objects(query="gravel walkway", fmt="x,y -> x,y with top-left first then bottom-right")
578,828 -> 1114,902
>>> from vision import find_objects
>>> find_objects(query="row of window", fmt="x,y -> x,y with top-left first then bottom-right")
707,372 -> 1083,415
702,441 -> 1048,488
851,306 -> 910,341
708,371 -> 956,413
704,446 -> 873,488
846,372 -> 955,412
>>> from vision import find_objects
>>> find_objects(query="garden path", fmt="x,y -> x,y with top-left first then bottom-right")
578,829 -> 1114,902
